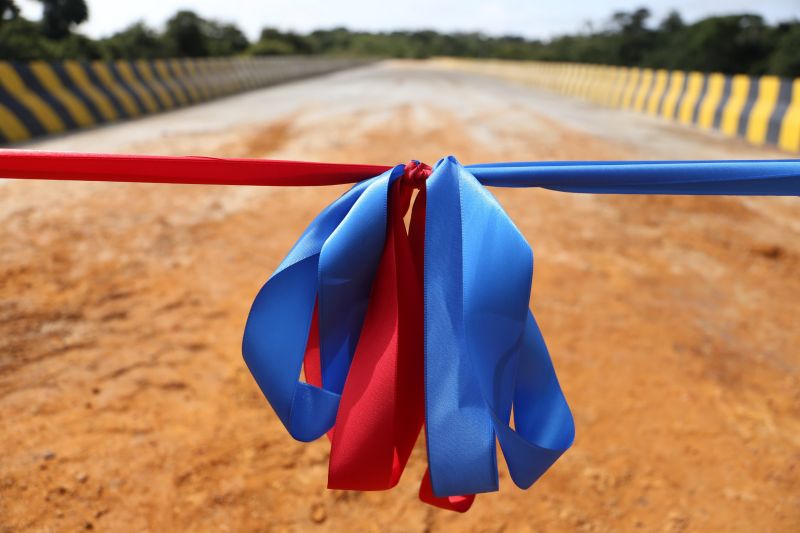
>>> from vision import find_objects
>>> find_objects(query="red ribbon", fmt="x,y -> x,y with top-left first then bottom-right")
0,150 -> 390,186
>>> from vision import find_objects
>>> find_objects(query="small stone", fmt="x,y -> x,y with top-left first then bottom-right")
42,450 -> 56,461
84,521 -> 94,530
76,473 -> 89,484
310,503 -> 326,524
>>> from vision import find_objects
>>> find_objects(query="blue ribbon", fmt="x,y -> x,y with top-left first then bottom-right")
243,157 -> 799,497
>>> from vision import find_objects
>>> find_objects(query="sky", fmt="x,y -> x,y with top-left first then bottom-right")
17,0 -> 800,41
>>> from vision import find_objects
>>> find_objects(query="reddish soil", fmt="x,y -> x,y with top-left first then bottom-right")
1,63 -> 798,532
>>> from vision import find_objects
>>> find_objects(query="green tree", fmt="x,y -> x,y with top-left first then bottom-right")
608,8 -> 655,65
768,22 -> 800,77
206,22 -> 249,56
0,0 -> 19,24
164,10 -> 249,57
101,22 -> 165,59
0,17 -> 53,59
661,15 -> 776,75
164,10 -> 208,56
36,0 -> 88,40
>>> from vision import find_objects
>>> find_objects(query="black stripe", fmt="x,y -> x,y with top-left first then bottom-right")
655,71 -> 672,115
0,83 -> 47,136
12,62 -> 78,129
149,60 -> 181,106
192,59 -> 212,100
627,71 -> 643,107
613,70 -> 629,106
165,61 -> 195,103
712,76 -> 732,129
107,62 -> 147,114
50,63 -> 103,122
737,79 -> 760,136
127,62 -> 164,110
640,71 -> 657,109
691,74 -> 709,124
766,79 -> 794,145
81,61 -> 128,118
182,59 -> 204,100
670,73 -> 690,120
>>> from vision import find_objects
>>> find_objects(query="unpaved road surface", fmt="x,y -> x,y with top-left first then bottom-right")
1,61 -> 798,532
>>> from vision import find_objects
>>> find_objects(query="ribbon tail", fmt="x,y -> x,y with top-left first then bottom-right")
424,157 -> 498,497
242,172 -> 390,442
492,311 -> 575,488
418,468 -> 475,512
457,157 -> 575,491
328,180 -> 425,490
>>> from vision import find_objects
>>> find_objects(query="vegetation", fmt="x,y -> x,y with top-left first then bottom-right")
0,1 -> 798,77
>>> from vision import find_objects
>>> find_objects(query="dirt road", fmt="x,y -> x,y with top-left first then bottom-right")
1,60 -> 798,532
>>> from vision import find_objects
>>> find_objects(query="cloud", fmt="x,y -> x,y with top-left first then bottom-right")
18,0 -> 800,41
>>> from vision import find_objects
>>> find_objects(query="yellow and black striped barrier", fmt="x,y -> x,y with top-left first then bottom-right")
0,57 -> 369,145
439,59 -> 800,153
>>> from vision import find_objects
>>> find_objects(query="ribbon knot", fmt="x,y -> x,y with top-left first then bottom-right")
402,160 -> 432,188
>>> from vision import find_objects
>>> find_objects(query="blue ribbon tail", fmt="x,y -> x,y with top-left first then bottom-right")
425,156 -> 574,497
242,167 -> 402,442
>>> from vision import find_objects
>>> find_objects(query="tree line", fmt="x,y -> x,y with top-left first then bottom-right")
1,1 -> 799,77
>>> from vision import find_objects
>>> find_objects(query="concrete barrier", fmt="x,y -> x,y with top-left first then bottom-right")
0,57 -> 370,144
439,59 -> 800,153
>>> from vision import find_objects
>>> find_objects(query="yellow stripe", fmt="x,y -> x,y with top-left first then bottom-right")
229,60 -> 244,93
746,76 -> 781,146
154,60 -> 188,105
621,68 -> 641,109
632,69 -> 653,112
720,74 -> 750,136
696,73 -> 725,128
778,79 -> 800,152
660,71 -> 685,119
193,59 -> 215,98
63,61 -> 117,120
571,65 -> 584,97
170,59 -> 200,103
609,67 -> 628,107
115,61 -> 159,112
0,62 -> 65,132
226,60 -> 240,93
584,65 -> 596,101
0,101 -> 31,141
645,70 -> 669,115
677,72 -> 704,125
135,60 -> 174,108
29,61 -> 94,127
221,60 -> 239,94
606,66 -> 617,102
91,62 -> 140,116
181,59 -> 205,100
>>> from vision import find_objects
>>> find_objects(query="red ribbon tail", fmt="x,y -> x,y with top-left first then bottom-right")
326,180 -> 425,490
418,468 -> 476,513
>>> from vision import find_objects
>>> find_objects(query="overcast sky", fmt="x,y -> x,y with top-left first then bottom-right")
17,0 -> 800,41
